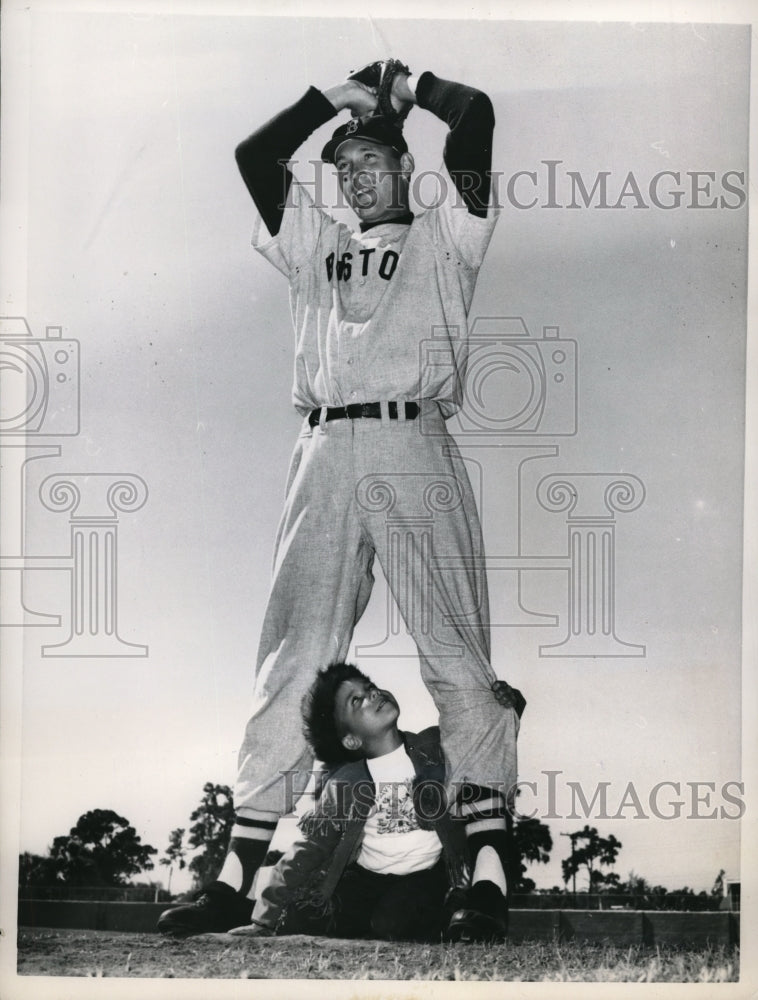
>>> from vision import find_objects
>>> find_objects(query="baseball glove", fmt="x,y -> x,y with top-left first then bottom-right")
348,58 -> 413,125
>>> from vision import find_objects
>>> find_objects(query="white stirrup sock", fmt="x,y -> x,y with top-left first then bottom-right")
472,844 -> 508,895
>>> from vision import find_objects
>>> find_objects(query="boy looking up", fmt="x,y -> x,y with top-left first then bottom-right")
230,663 -> 511,943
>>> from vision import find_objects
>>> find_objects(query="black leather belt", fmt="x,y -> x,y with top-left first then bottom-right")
308,401 -> 420,427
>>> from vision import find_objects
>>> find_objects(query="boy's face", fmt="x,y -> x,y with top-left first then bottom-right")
334,677 -> 400,751
334,139 -> 413,225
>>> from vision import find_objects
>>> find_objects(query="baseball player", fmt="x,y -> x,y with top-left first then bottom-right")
159,60 -> 525,942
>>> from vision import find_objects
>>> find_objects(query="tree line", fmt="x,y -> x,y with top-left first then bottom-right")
18,784 -> 233,893
18,785 -> 729,908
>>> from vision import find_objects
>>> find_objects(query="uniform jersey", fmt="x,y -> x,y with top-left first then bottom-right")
252,164 -> 497,416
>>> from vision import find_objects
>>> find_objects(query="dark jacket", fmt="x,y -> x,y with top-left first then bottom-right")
252,727 -> 469,930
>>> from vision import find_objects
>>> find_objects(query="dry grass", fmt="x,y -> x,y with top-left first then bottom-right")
16,929 -> 739,982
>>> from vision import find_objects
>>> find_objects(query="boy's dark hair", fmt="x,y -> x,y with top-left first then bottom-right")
302,662 -> 371,767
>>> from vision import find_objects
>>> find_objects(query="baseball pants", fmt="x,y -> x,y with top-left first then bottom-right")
235,400 -> 519,818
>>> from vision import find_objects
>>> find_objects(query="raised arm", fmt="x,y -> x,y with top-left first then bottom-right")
391,70 -> 495,218
234,82 -> 378,236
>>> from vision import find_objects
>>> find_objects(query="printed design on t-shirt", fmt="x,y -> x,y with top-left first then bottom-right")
374,780 -> 420,835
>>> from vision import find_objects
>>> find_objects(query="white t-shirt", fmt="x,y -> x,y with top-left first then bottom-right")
357,743 -> 442,875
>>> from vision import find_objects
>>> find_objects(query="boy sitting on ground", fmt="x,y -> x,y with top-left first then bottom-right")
230,662 -> 513,942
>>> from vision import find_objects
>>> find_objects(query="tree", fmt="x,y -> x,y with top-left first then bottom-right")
159,827 -> 187,894
561,825 -> 622,893
711,869 -> 726,899
620,870 -> 651,896
596,870 -> 621,890
18,851 -> 59,888
616,871 -> 659,907
187,783 -> 235,888
511,816 -> 553,893
46,809 -> 157,885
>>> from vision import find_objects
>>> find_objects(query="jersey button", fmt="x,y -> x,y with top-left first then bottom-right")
346,358 -> 354,366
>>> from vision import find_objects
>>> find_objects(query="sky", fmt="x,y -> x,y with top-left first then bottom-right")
1,3 -> 752,902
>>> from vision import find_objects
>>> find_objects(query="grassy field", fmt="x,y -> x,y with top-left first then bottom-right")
16,929 -> 739,982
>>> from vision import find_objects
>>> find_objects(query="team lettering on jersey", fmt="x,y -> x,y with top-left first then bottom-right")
324,247 -> 400,283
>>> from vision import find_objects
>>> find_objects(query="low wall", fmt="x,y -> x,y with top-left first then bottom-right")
19,900 -> 169,933
18,901 -> 739,946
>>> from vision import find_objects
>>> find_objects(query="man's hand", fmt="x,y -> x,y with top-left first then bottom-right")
389,71 -> 416,115
323,80 -> 378,118
491,680 -> 526,718
347,59 -> 414,123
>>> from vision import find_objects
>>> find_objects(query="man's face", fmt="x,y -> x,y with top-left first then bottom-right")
334,139 -> 411,224
334,677 -> 400,748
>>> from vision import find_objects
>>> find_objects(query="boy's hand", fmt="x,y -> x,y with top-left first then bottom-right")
491,681 -> 526,718
228,920 -> 275,937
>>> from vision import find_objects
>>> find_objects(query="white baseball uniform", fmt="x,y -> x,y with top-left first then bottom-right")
234,75 -> 519,829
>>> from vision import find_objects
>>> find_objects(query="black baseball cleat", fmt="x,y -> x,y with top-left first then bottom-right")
444,906 -> 507,944
157,881 -> 253,936
443,880 -> 508,944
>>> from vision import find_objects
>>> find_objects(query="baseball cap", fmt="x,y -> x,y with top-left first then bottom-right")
321,115 -> 408,164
